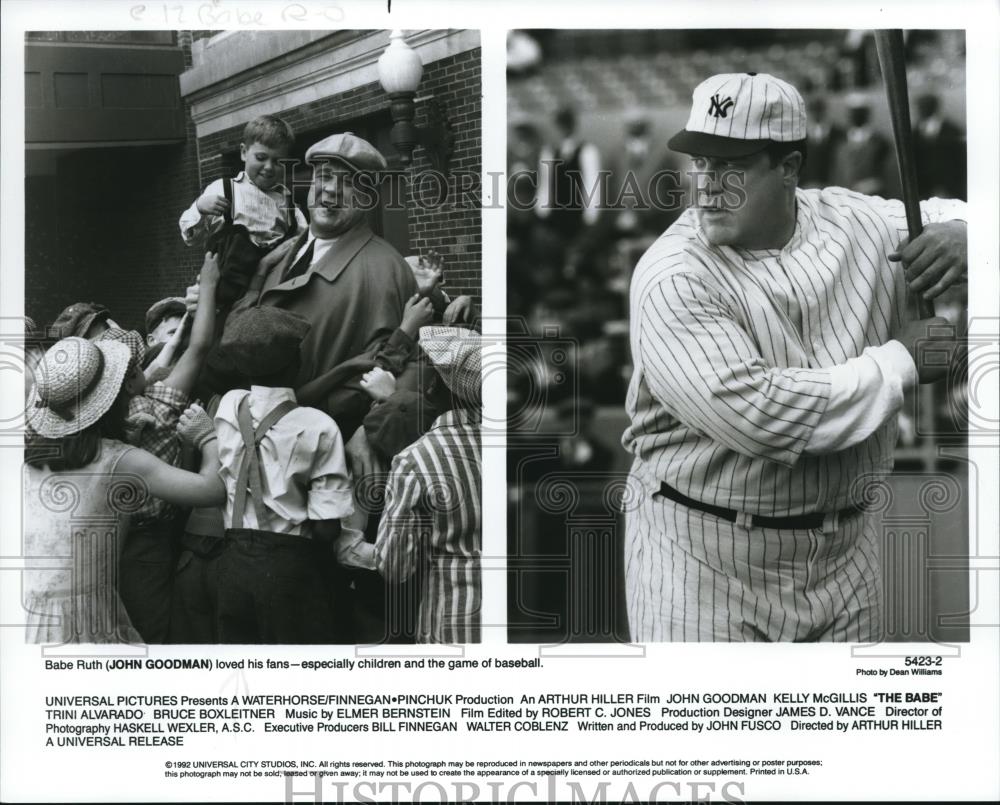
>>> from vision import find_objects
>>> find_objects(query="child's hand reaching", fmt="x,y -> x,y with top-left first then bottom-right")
184,276 -> 201,314
200,252 -> 221,288
443,295 -> 474,325
360,367 -> 397,402
400,294 -> 435,338
177,403 -> 216,450
411,250 -> 444,295
196,192 -> 230,217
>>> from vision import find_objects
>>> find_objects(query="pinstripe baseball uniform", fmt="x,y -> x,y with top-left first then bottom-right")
375,409 -> 482,644
623,187 -> 966,641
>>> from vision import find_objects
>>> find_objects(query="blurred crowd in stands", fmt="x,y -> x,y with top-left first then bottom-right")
507,29 -> 968,481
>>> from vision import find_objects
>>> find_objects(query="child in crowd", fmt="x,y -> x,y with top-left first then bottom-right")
144,296 -> 188,349
23,337 -> 224,644
405,250 -> 475,326
358,273 -> 478,462
373,327 -> 482,644
93,255 -> 221,643
210,306 -> 359,644
295,291 -> 435,429
179,114 -> 307,310
48,301 -> 117,340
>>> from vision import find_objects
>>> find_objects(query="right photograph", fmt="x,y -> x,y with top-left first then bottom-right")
506,29 -> 971,644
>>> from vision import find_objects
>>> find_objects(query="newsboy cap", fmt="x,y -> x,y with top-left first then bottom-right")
218,306 -> 312,378
144,296 -> 187,335
419,326 -> 481,405
305,132 -> 388,173
50,302 -> 110,340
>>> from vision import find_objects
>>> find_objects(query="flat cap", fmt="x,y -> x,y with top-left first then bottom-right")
145,297 -> 187,335
50,302 -> 110,340
218,306 -> 311,378
305,132 -> 387,173
96,327 -> 147,373
419,326 -> 481,404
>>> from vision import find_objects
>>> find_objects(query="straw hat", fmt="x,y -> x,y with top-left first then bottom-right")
27,337 -> 131,438
419,326 -> 481,404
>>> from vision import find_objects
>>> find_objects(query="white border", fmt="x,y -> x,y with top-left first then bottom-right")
2,1 -> 998,802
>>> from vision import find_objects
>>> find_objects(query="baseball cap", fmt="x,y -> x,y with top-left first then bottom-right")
668,72 -> 807,158
305,132 -> 387,173
144,297 -> 187,335
49,302 -> 110,340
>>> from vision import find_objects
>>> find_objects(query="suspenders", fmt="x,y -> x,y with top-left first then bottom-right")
222,176 -> 235,226
222,176 -> 298,235
230,396 -> 298,530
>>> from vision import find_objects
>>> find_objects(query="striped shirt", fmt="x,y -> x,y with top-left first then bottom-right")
375,409 -> 481,644
623,187 -> 966,516
179,171 -> 308,249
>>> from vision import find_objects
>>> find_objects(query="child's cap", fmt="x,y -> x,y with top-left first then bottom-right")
218,306 -> 311,378
27,337 -> 132,438
50,302 -> 110,340
97,327 -> 147,375
305,132 -> 388,173
145,297 -> 187,335
419,326 -> 481,404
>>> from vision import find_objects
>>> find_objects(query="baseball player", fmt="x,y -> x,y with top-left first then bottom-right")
623,73 -> 967,642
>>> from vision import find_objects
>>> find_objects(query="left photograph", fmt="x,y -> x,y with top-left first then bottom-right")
21,29 -> 483,645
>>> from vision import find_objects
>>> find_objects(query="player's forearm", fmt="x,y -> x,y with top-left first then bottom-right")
919,197 -> 967,225
639,301 -> 831,466
804,341 -> 916,455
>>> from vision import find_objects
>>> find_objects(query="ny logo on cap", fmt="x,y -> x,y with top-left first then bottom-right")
709,94 -> 735,119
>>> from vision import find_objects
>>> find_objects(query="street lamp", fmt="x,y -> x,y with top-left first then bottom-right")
377,30 -> 453,172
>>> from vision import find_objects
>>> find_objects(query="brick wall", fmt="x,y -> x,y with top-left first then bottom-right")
405,47 -> 482,306
193,46 -> 482,306
25,39 -> 481,332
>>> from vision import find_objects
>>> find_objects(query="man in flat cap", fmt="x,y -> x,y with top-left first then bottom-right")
192,132 -> 418,477
185,132 -> 419,642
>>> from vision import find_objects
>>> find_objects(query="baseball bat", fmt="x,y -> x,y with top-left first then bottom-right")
874,29 -> 934,318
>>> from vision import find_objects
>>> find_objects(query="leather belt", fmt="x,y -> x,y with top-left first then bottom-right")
656,482 -> 863,530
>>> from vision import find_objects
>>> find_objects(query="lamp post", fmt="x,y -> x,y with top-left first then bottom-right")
377,30 -> 453,172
